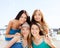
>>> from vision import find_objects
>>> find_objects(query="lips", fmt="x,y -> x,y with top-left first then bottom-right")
35,18 -> 40,21
23,32 -> 26,35
33,32 -> 37,34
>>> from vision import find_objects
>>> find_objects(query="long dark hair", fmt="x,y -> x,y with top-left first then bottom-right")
15,10 -> 30,25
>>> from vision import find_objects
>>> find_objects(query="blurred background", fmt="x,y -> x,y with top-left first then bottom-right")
0,0 -> 60,48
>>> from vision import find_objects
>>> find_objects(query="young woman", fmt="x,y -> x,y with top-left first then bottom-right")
31,9 -> 49,35
5,22 -> 31,48
30,22 -> 55,48
5,10 -> 30,41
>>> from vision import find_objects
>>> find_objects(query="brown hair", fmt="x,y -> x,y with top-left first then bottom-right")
15,10 -> 30,25
30,22 -> 44,47
31,9 -> 49,34
30,22 -> 44,36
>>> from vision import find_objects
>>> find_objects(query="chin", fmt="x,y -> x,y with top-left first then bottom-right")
36,20 -> 40,22
33,34 -> 36,36
21,22 -> 24,24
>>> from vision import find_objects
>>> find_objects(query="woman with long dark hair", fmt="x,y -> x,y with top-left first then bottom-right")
5,10 -> 30,41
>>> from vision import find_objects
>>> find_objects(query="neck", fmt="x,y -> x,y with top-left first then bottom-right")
34,34 -> 41,40
23,36 -> 27,40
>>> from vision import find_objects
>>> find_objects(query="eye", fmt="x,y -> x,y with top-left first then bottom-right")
22,28 -> 25,30
35,28 -> 38,30
21,28 -> 25,30
31,27 -> 34,30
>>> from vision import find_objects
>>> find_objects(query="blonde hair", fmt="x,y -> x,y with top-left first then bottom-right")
21,22 -> 31,48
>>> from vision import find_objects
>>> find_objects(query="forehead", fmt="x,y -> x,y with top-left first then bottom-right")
21,13 -> 27,16
35,10 -> 40,13
21,26 -> 30,29
31,24 -> 39,28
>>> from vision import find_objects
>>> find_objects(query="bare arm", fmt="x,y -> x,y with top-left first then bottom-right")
45,37 -> 56,48
5,36 -> 20,48
5,21 -> 14,38
43,25 -> 49,34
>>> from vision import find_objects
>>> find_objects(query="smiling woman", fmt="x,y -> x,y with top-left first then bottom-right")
30,22 -> 55,48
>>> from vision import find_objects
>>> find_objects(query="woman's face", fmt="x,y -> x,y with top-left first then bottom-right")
19,13 -> 27,24
31,24 -> 40,37
21,26 -> 30,37
34,11 -> 41,22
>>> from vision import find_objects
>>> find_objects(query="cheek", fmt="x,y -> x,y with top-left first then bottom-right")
19,18 -> 22,22
34,16 -> 37,19
37,30 -> 40,34
22,30 -> 29,35
24,18 -> 27,22
31,30 -> 36,35
22,18 -> 27,22
34,16 -> 38,21
26,30 -> 30,35
38,16 -> 41,20
31,30 -> 33,34
34,16 -> 41,19
19,19 -> 26,24
21,30 -> 24,34
31,30 -> 33,33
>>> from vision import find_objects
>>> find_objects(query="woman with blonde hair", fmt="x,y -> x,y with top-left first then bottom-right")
5,22 -> 31,48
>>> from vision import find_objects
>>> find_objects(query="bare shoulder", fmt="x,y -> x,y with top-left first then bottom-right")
12,19 -> 19,24
8,20 -> 14,25
13,19 -> 19,22
44,36 -> 52,43
8,19 -> 19,25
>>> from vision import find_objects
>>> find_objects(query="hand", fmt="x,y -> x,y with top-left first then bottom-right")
15,33 -> 21,36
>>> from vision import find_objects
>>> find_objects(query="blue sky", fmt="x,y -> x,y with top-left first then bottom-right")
0,0 -> 60,28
